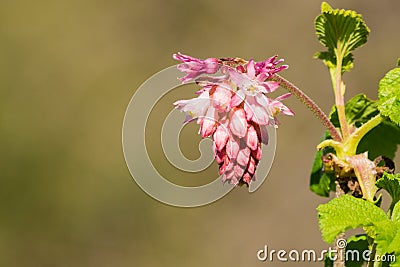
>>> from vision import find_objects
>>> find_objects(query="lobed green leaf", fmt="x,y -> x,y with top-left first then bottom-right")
378,67 -> 400,126
393,201 -> 400,223
317,195 -> 387,243
376,173 -> 400,211
315,2 -> 369,72
374,220 -> 400,264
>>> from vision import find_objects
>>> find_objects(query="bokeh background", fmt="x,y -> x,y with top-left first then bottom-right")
1,0 -> 399,266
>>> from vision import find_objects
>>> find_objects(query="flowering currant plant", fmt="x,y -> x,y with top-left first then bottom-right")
174,3 -> 400,266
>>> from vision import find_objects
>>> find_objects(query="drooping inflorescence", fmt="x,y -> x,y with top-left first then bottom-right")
173,53 -> 294,186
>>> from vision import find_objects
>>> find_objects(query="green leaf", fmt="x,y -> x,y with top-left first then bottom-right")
313,51 -> 354,72
376,173 -> 400,210
310,133 -> 336,197
317,195 -> 387,243
392,201 -> 400,222
378,67 -> 400,125
315,2 -> 369,72
374,220 -> 400,264
357,120 -> 400,160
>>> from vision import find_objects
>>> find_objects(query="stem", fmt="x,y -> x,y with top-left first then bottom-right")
272,74 -> 342,142
334,181 -> 346,267
334,234 -> 346,267
332,46 -> 350,140
388,201 -> 396,219
367,243 -> 381,267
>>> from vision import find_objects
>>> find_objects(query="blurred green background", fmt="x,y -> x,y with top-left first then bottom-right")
1,0 -> 399,266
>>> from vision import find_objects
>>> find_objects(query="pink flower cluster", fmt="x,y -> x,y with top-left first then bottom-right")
173,52 -> 294,186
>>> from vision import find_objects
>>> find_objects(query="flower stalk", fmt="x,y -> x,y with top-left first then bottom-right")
272,74 -> 342,142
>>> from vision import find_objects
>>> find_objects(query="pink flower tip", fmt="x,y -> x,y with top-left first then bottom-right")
173,52 -> 219,83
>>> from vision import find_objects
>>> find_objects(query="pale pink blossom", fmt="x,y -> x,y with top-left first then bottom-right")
255,55 -> 289,79
227,60 -> 280,94
173,90 -> 210,121
211,85 -> 232,112
173,52 -> 219,83
227,61 -> 292,127
269,93 -> 295,116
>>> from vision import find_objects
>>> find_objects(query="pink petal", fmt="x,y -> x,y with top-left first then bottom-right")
255,93 -> 269,106
230,89 -> 245,107
173,52 -> 200,63
204,58 -> 219,74
260,81 -> 280,93
247,157 -> 256,175
213,124 -> 229,151
251,144 -> 262,160
242,172 -> 252,184
213,142 -> 225,164
219,157 -> 233,174
270,100 -> 295,116
229,108 -> 248,138
275,93 -> 292,101
233,165 -> 245,181
237,147 -> 250,166
196,117 -> 204,125
173,52 -> 219,82
251,105 -> 270,125
174,91 -> 210,117
228,67 -> 246,87
281,106 -> 295,116
243,101 -> 254,121
247,96 -> 270,125
200,106 -> 217,138
246,125 -> 258,151
246,60 -> 256,78
226,137 -> 240,159
212,85 -> 232,112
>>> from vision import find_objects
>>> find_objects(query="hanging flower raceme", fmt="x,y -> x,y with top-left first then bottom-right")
173,53 -> 294,186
